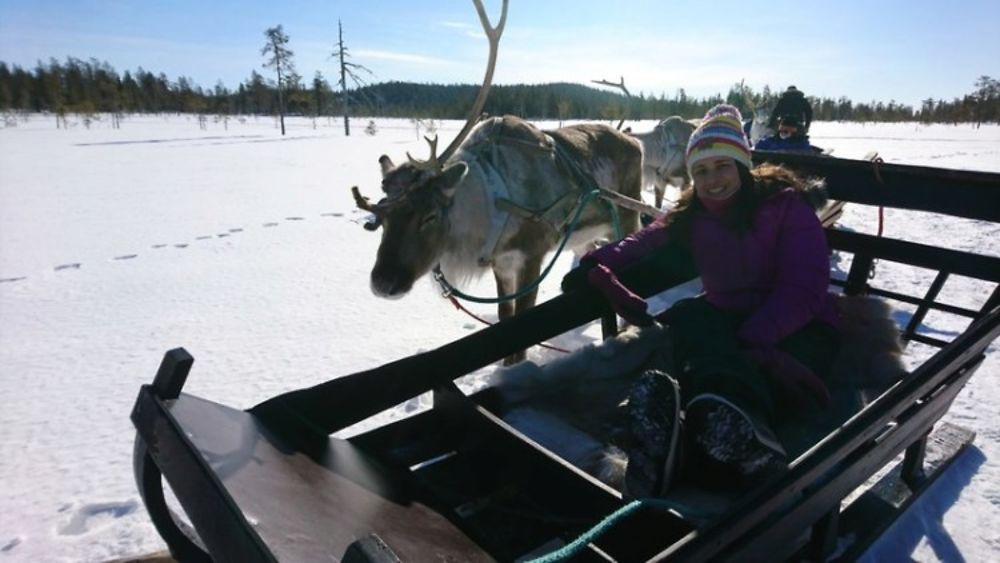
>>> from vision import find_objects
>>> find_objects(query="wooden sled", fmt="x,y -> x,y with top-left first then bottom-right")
131,154 -> 1000,562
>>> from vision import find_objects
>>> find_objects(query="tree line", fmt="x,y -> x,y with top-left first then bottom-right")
1,57 -> 998,126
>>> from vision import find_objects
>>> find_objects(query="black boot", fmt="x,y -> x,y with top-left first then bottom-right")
622,370 -> 681,499
686,394 -> 787,487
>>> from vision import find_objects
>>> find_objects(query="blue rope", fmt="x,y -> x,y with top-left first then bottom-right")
526,497 -> 679,562
527,500 -> 643,562
434,189 -> 622,304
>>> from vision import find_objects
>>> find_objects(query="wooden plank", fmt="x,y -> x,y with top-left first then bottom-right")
131,387 -> 277,563
819,199 -> 846,228
103,551 -> 175,563
166,393 -> 493,562
753,150 -> 1000,222
827,229 -> 1000,283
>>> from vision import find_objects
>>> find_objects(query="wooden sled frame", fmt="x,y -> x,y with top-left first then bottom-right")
132,153 -> 1000,562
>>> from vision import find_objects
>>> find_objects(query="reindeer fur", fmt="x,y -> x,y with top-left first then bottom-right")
627,117 -> 696,209
435,117 -> 642,284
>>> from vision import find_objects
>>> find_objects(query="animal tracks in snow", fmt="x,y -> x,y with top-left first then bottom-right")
58,500 -> 139,536
1,211 -> 364,284
1,536 -> 22,552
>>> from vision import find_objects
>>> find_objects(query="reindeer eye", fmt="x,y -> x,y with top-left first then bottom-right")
419,213 -> 438,229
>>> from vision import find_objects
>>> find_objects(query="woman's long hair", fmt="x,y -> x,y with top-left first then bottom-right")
660,162 -> 819,243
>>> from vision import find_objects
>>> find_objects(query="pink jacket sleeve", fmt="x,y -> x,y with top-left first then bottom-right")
737,196 -> 832,346
584,213 -> 672,272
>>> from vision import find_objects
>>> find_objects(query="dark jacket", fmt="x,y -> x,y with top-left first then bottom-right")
754,134 -> 817,153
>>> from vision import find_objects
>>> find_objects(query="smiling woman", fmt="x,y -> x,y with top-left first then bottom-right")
579,103 -> 845,496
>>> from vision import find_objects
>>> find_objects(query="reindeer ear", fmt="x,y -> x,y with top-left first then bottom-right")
436,162 -> 468,199
378,155 -> 394,176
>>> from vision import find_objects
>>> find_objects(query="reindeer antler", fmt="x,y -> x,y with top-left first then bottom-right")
410,0 -> 507,171
406,136 -> 440,170
592,76 -> 632,130
351,186 -> 377,212
352,186 -> 385,231
739,78 -> 759,117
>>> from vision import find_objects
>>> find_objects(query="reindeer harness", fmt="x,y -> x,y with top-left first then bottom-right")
463,116 -> 614,267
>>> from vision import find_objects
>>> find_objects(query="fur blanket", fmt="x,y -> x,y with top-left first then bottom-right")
487,295 -> 906,488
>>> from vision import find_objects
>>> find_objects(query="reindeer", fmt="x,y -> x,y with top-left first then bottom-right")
626,117 -> 696,209
352,0 -> 643,364
738,81 -> 773,146
747,107 -> 773,146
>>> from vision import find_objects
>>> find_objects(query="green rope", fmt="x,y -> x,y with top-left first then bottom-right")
434,189 -> 623,304
526,498 -> 678,562
526,500 -> 642,563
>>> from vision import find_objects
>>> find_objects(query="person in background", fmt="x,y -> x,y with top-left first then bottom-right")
570,104 -> 841,498
755,114 -> 818,152
767,85 -> 813,133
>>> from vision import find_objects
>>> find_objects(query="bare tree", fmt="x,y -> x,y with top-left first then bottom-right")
261,25 -> 295,135
331,19 -> 373,136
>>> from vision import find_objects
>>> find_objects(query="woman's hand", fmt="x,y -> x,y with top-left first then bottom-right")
747,345 -> 831,409
587,264 -> 654,327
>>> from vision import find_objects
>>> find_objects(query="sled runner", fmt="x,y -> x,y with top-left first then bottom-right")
131,153 -> 1000,562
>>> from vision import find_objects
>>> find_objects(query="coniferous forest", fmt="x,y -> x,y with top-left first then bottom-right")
1,57 -> 998,125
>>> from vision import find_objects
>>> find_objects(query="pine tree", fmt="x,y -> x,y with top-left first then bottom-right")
261,25 -> 295,135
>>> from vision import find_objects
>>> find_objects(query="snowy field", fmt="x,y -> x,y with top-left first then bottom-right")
0,114 -> 998,561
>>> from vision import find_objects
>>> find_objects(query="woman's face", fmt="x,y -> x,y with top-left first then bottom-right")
691,156 -> 741,201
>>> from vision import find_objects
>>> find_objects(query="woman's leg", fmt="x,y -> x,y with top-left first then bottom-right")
664,298 -> 789,488
772,322 -> 851,457
665,297 -> 775,422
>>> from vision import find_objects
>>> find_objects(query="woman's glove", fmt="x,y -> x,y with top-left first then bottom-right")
747,345 -> 831,409
561,256 -> 597,293
587,264 -> 653,326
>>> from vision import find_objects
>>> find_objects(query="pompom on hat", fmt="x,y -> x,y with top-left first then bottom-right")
685,104 -> 753,174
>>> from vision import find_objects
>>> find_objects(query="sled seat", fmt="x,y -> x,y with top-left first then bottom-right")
133,350 -> 701,562
132,370 -> 492,562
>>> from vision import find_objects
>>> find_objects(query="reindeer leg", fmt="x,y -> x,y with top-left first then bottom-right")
653,172 -> 668,210
514,253 -> 543,315
500,254 -> 544,366
493,266 -> 516,323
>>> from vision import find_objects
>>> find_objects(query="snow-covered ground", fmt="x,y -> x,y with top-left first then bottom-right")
0,114 -> 997,561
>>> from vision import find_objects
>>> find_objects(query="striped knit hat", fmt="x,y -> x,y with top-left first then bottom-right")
685,104 -> 752,174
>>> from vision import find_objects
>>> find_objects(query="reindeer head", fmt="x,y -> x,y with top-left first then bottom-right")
657,116 -> 697,177
749,108 -> 773,146
352,0 -> 507,299
358,153 -> 469,298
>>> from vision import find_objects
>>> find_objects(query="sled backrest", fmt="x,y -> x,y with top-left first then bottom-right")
829,228 -> 1000,348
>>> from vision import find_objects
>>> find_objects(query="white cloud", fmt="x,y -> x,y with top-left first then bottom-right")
355,49 -> 451,66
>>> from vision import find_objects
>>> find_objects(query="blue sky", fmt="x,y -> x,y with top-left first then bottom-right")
1,0 -> 997,108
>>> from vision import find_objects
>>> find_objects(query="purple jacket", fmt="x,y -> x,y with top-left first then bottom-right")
587,189 -> 840,346
694,190 -> 841,345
